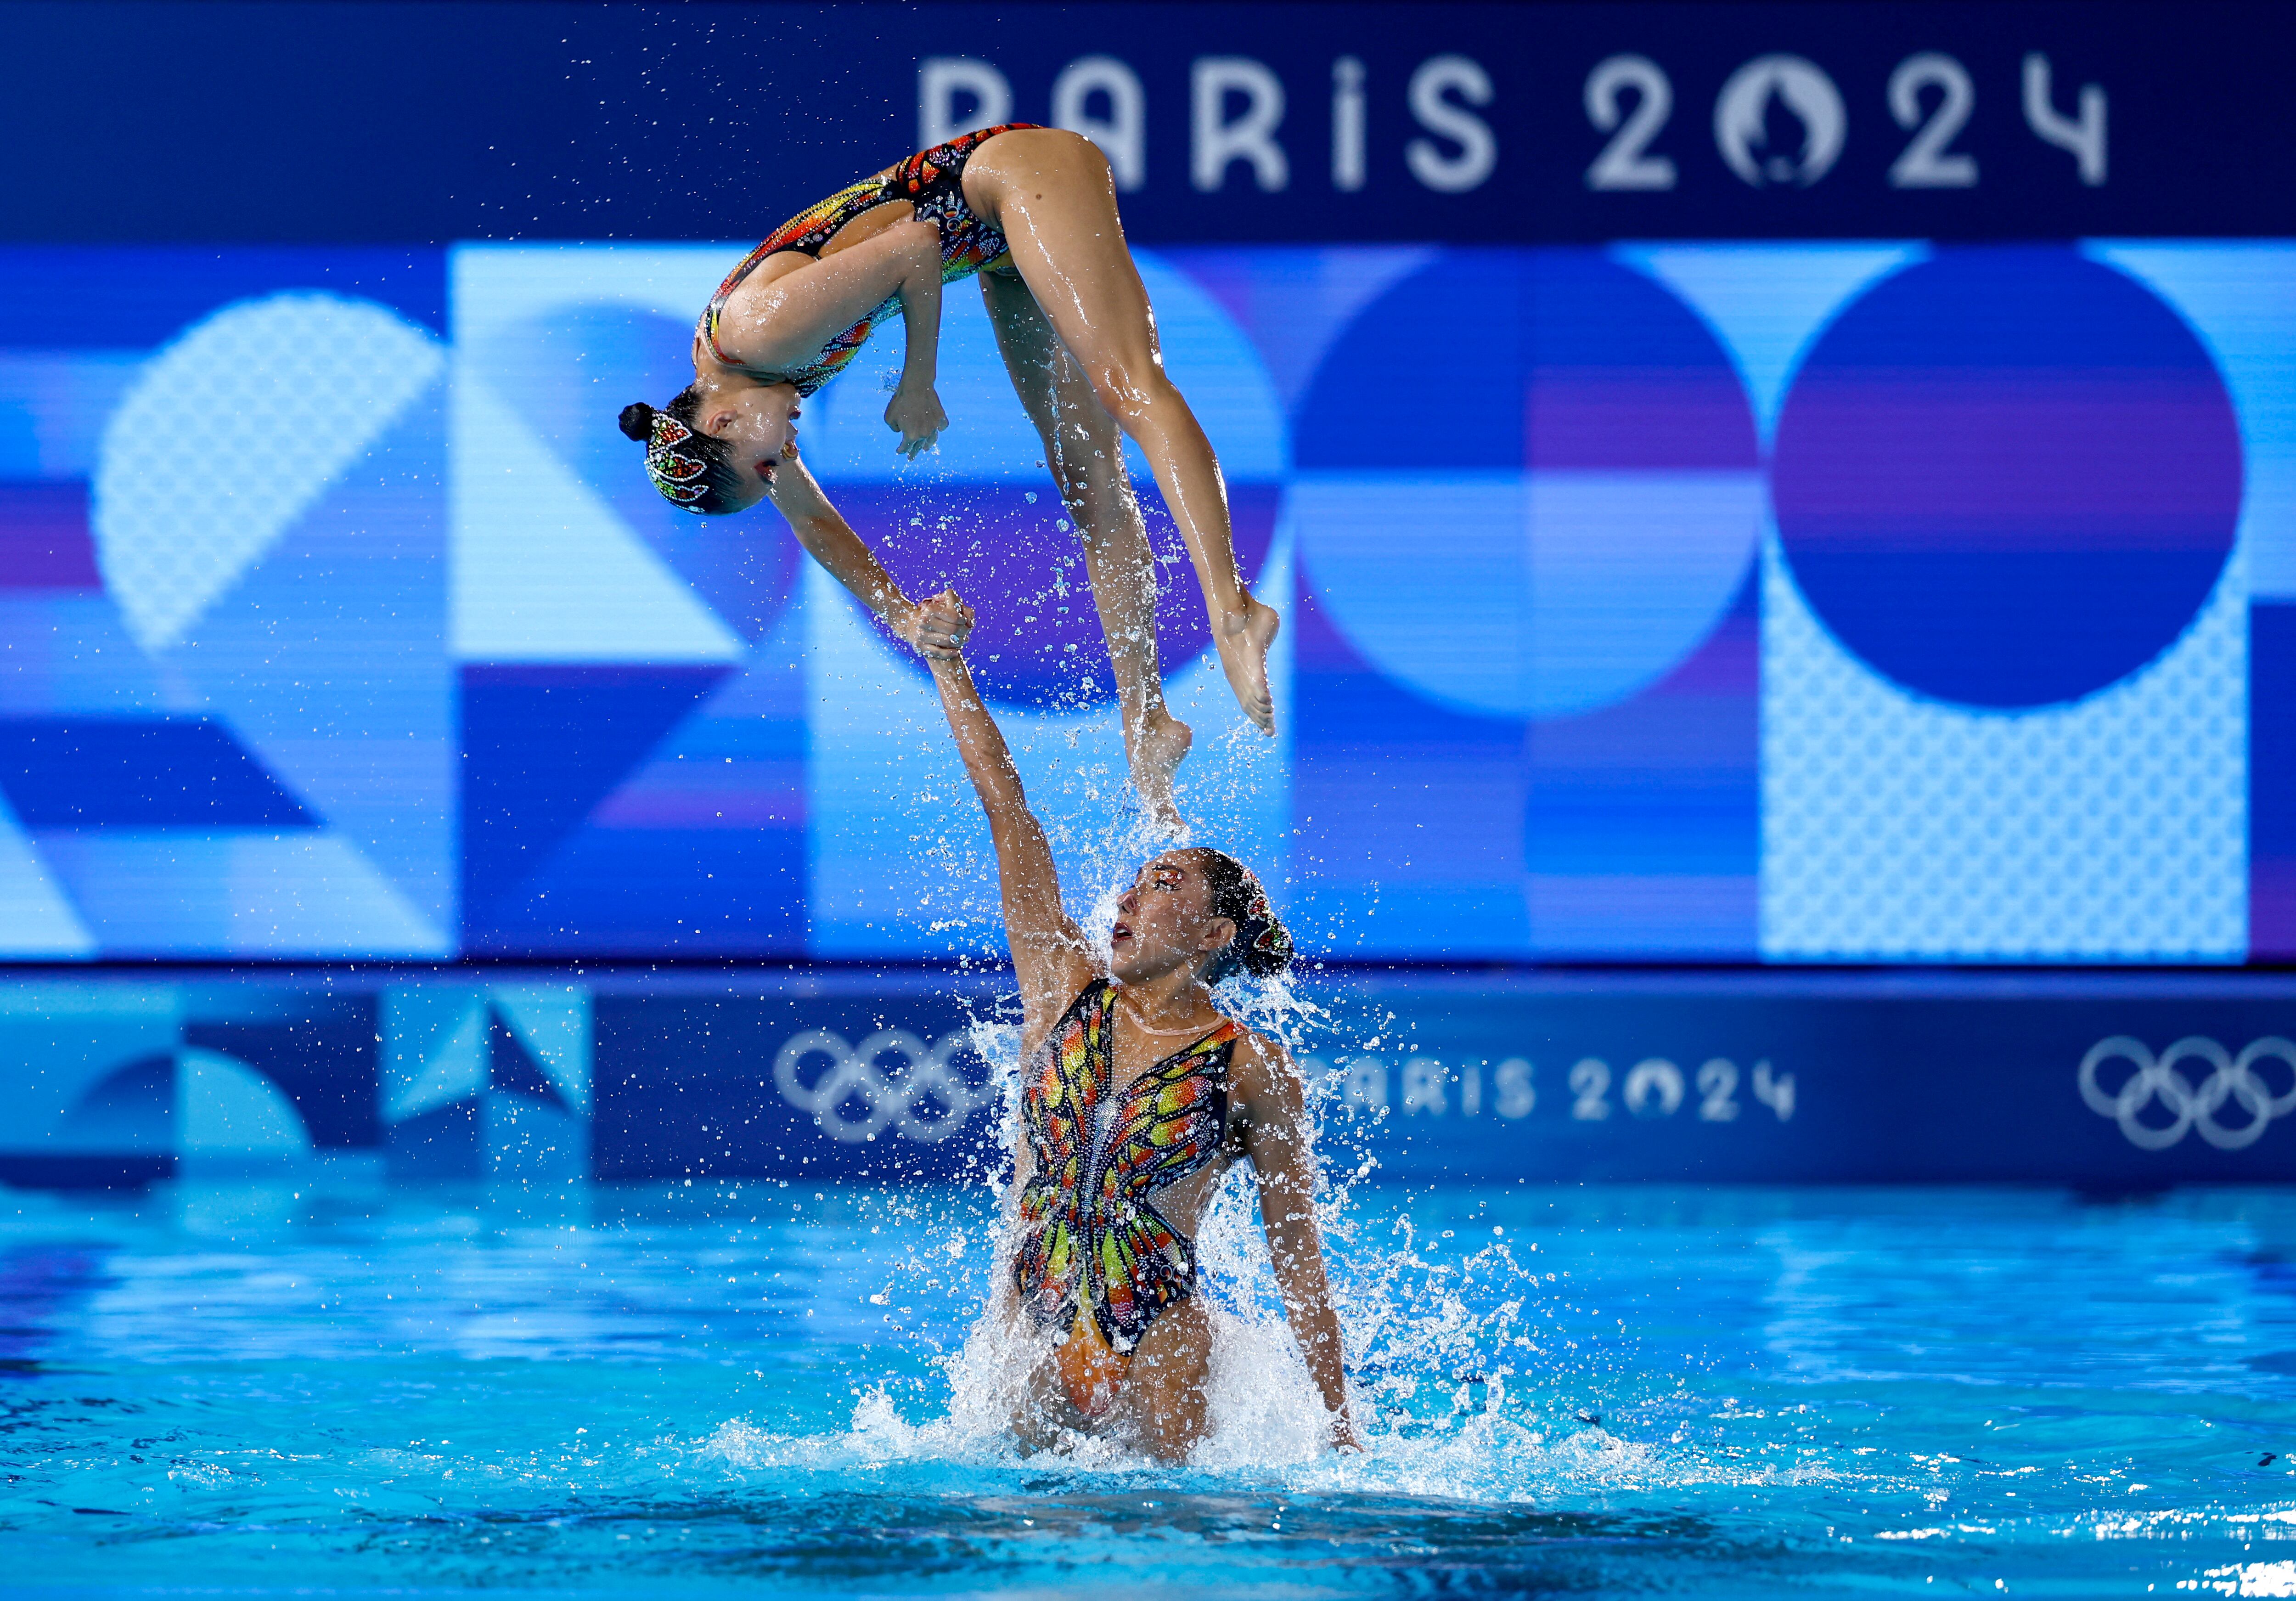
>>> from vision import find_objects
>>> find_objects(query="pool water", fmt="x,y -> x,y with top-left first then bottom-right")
4,1176 -> 2294,1597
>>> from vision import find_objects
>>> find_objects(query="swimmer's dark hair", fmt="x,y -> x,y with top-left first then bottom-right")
1194,848 -> 1294,984
619,389 -> 745,515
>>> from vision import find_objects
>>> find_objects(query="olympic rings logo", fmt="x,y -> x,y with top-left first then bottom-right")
2078,1036 -> 2296,1151
771,1029 -> 994,1145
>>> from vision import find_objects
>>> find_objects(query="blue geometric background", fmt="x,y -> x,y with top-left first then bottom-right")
0,240 -> 2289,962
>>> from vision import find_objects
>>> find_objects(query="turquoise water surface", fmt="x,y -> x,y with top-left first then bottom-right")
3,1177 -> 2294,1597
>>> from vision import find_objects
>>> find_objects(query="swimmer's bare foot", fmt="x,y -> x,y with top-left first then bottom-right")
1215,598 -> 1280,735
1128,707 -> 1192,839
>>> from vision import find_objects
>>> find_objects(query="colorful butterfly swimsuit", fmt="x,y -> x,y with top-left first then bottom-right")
697,124 -> 1040,398
1013,979 -> 1241,1374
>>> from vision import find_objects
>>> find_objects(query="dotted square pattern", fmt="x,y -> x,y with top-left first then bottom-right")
1760,536 -> 2245,962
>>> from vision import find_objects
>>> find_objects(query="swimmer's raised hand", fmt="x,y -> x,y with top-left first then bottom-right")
900,586 -> 973,661
885,381 -> 946,460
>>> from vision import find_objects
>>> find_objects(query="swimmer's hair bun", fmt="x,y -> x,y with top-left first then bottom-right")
618,401 -> 656,442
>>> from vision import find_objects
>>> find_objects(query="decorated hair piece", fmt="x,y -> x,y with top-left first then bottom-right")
1196,849 -> 1294,982
622,399 -> 743,515
1237,869 -> 1294,970
642,411 -> 711,510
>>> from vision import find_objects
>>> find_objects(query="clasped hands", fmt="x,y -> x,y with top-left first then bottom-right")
899,587 -> 974,663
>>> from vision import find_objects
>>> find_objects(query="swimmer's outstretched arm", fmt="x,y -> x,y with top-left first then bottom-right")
1239,1037 -> 1364,1452
766,458 -> 965,657
922,601 -> 1094,1031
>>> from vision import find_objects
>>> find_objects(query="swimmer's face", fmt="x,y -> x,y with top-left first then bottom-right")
694,379 -> 801,512
1109,851 -> 1235,985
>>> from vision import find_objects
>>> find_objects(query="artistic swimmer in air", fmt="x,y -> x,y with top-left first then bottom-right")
618,124 -> 1281,831
899,588 -> 1354,1461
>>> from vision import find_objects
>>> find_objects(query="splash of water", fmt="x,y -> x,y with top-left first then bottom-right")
772,634 -> 1595,1483
702,964 -> 1594,1487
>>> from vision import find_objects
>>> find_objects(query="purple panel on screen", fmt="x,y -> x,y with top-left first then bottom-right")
0,482 -> 100,590
0,1250 -> 114,1350
589,771 -> 805,830
1524,252 -> 1758,471
1524,376 -> 1758,471
1773,249 -> 2242,710
1776,381 -> 2240,547
830,481 -> 1277,710
2251,603 -> 2296,960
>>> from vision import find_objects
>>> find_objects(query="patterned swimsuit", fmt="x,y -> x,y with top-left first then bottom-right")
698,124 -> 1038,398
1013,980 -> 1239,1357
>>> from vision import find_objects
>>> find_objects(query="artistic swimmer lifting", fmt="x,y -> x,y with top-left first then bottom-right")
619,124 -> 1282,834
901,586 -> 1356,1461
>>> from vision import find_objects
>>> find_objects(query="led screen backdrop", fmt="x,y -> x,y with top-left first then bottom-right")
0,238 -> 2289,963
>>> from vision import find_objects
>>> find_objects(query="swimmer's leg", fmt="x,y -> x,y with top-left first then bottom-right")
1011,1352 -> 1075,1454
983,268 -> 1191,835
1114,1300 -> 1215,1465
969,129 -> 1279,737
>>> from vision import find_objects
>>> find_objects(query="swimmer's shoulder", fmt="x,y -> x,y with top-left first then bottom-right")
1014,944 -> 1110,1052
1227,1024 -> 1303,1097
1227,1020 -> 1284,1057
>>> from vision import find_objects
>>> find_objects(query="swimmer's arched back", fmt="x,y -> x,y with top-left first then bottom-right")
617,126 -> 1280,835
